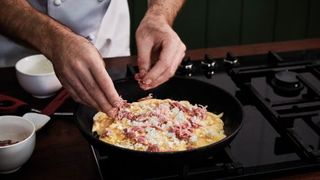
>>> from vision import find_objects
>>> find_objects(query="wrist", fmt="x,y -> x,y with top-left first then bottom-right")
34,18 -> 81,61
43,22 -> 72,59
146,6 -> 173,26
146,0 -> 185,26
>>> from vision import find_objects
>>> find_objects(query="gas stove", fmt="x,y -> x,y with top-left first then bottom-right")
92,50 -> 320,179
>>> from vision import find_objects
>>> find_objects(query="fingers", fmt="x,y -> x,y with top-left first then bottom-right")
89,62 -> 121,108
135,15 -> 186,90
58,77 -> 82,104
136,36 -> 153,75
140,39 -> 186,89
56,57 -> 119,115
57,69 -> 100,110
76,65 -> 115,114
141,49 -> 185,90
50,35 -> 122,116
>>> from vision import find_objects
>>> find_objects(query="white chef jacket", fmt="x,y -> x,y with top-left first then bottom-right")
0,0 -> 130,67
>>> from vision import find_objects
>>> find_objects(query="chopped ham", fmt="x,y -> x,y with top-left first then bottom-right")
131,126 -> 144,133
135,136 -> 148,145
132,112 -> 152,122
192,106 -> 207,120
147,144 -> 160,152
101,96 -> 217,151
189,117 -> 201,128
170,101 -> 190,113
181,121 -> 192,129
170,101 -> 208,120
101,130 -> 111,138
109,98 -> 130,120
173,125 -> 193,140
186,146 -> 194,150
124,128 -> 136,139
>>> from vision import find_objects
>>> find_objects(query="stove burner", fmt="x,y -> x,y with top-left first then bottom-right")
271,70 -> 304,96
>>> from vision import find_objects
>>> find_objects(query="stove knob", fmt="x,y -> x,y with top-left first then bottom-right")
201,54 -> 216,70
224,52 -> 238,65
204,70 -> 215,79
179,57 -> 193,76
270,70 -> 304,96
201,54 -> 216,79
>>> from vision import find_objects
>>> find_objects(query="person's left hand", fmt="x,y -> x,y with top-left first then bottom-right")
135,13 -> 186,90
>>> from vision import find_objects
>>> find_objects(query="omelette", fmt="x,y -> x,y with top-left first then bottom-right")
92,97 -> 226,152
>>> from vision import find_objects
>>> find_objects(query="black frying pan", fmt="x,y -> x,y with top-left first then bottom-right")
75,76 -> 243,160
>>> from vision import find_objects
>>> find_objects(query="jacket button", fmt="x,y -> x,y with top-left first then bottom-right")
54,0 -> 62,6
86,34 -> 95,41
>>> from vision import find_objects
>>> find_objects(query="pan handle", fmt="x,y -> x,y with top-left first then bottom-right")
0,94 -> 28,114
41,89 -> 70,116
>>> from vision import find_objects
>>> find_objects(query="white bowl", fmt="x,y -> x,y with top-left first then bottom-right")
15,54 -> 62,98
0,116 -> 36,174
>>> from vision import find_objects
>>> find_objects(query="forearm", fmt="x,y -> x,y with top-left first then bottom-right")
0,0 -> 75,58
147,0 -> 185,26
135,0 -> 186,90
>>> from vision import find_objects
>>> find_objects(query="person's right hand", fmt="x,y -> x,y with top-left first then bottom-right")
0,0 -> 121,117
48,34 -> 121,116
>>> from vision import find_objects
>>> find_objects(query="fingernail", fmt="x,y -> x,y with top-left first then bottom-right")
113,97 -> 124,107
143,79 -> 152,85
142,86 -> 150,90
107,108 -> 117,118
134,73 -> 140,80
139,69 -> 147,77
140,69 -> 146,74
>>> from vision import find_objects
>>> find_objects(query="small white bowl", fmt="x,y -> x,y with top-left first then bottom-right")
0,116 -> 36,174
15,54 -> 62,98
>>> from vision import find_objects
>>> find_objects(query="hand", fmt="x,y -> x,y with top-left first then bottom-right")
49,34 -> 121,116
135,14 -> 186,90
0,0 -> 122,116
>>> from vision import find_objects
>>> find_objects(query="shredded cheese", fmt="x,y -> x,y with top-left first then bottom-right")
92,98 -> 226,152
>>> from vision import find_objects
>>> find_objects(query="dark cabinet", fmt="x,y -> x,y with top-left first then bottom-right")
128,0 -> 320,52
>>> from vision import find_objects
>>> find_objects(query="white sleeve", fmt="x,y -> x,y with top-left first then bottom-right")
94,0 -> 131,58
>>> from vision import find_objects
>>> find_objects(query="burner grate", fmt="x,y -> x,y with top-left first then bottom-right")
231,51 -> 320,160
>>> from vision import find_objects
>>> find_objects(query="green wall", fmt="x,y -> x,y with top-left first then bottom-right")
128,0 -> 320,53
